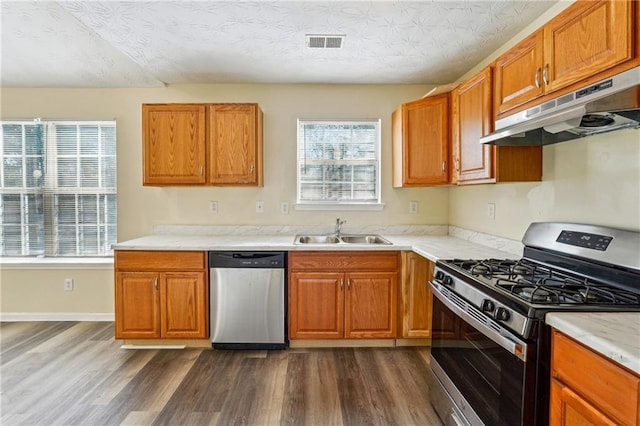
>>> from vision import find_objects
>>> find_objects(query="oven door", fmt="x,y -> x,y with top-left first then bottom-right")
429,281 -> 536,426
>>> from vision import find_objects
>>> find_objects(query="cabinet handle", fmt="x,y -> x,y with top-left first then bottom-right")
534,68 -> 541,88
154,277 -> 158,290
250,164 -> 254,174
543,64 -> 549,86
199,165 -> 204,176
455,158 -> 460,173
442,161 -> 446,173
347,278 -> 351,290
340,278 -> 344,290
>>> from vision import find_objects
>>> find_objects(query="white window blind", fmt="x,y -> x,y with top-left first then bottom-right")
297,119 -> 381,206
0,120 -> 117,257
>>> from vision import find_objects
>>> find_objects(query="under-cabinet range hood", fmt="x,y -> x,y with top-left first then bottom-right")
481,66 -> 640,146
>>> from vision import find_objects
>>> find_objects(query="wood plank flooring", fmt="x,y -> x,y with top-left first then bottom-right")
1,322 -> 443,426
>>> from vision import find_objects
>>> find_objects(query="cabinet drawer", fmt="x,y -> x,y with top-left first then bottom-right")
115,251 -> 206,270
289,251 -> 399,271
552,330 -> 640,425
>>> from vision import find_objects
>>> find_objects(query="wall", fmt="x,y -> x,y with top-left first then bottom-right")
0,83 -> 442,317
449,129 -> 640,240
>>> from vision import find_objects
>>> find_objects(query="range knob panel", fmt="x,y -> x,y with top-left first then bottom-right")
442,275 -> 454,286
481,299 -> 495,312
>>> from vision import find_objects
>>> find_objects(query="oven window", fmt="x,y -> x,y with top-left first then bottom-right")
431,297 -> 526,425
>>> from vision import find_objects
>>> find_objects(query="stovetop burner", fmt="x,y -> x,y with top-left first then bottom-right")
445,258 -> 640,308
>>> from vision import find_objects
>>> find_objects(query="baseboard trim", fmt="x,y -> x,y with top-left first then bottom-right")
289,339 -> 396,348
0,313 -> 114,322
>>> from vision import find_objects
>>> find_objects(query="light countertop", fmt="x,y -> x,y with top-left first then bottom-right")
546,312 -> 640,375
113,233 -> 522,262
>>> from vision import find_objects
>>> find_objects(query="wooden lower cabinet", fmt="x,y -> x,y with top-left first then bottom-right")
115,251 -> 208,340
550,329 -> 640,425
400,252 -> 433,338
289,251 -> 399,339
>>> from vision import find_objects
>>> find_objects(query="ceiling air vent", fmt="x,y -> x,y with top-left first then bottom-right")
306,34 -> 345,49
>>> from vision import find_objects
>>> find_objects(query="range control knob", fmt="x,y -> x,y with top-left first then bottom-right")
495,307 -> 511,322
481,299 -> 495,312
442,275 -> 454,286
435,270 -> 445,280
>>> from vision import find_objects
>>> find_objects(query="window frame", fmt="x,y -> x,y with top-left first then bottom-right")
0,119 -> 117,258
296,118 -> 383,211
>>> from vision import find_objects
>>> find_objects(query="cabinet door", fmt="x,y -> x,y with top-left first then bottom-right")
550,379 -> 617,426
143,104 -> 206,185
115,271 -> 160,339
453,67 -> 495,184
345,272 -> 397,338
494,32 -> 544,116
208,104 -> 263,186
544,0 -> 633,93
161,271 -> 208,339
400,253 -> 433,338
289,272 -> 344,339
394,94 -> 449,187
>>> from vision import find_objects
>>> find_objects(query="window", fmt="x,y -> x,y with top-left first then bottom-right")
0,120 -> 116,257
297,119 -> 381,208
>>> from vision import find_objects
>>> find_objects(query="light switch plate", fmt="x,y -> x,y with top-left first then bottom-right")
487,203 -> 496,220
409,200 -> 418,214
256,200 -> 264,213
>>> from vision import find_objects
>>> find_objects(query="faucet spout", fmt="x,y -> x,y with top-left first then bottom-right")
335,218 -> 346,238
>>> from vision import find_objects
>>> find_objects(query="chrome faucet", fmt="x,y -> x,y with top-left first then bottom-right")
335,218 -> 346,238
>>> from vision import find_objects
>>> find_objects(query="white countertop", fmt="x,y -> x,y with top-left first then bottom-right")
546,312 -> 640,375
113,233 -> 521,262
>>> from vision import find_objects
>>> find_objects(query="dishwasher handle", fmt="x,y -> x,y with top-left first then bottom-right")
209,251 -> 286,268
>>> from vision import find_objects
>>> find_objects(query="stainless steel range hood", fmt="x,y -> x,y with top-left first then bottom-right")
481,66 -> 640,146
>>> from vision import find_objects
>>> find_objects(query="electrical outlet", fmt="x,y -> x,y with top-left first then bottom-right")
409,200 -> 418,214
280,202 -> 289,214
209,201 -> 218,214
487,203 -> 496,220
256,200 -> 264,213
64,278 -> 74,291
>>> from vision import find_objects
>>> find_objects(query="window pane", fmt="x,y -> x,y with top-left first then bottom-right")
80,158 -> 99,187
3,157 -> 23,187
57,225 -> 77,256
80,225 -> 98,254
1,225 -> 22,255
79,194 -> 97,223
24,125 -> 44,156
2,124 -> 23,155
55,125 -> 78,155
26,157 -> 44,188
101,126 -> 116,156
79,126 -> 99,155
57,158 -> 78,187
57,194 -> 77,224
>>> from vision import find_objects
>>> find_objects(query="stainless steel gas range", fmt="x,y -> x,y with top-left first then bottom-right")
428,222 -> 640,426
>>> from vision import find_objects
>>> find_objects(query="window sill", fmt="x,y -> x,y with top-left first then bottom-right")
0,257 -> 113,269
294,203 -> 385,211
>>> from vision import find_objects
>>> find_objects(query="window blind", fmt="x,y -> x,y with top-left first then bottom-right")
0,120 -> 117,257
297,119 -> 381,204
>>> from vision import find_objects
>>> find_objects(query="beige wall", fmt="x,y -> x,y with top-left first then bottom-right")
449,129 -> 640,240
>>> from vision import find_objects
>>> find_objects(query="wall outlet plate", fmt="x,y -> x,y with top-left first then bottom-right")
280,202 -> 289,214
209,201 -> 218,214
64,278 -> 73,291
409,200 -> 418,214
487,203 -> 496,220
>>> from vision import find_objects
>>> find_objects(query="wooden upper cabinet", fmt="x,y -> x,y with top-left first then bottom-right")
143,104 -> 207,185
452,67 -> 495,183
208,103 -> 263,186
494,0 -> 636,117
494,32 -> 545,116
544,0 -> 634,93
453,67 -> 543,184
143,103 -> 263,186
392,94 -> 450,187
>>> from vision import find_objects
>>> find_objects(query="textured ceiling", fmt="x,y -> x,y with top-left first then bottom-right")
1,1 -> 558,87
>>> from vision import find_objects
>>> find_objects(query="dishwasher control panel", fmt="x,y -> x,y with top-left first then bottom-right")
209,251 -> 286,268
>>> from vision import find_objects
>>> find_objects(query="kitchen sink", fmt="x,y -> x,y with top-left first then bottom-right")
296,235 -> 340,244
294,234 -> 392,245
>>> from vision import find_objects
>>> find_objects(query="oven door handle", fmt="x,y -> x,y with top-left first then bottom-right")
430,281 -> 528,362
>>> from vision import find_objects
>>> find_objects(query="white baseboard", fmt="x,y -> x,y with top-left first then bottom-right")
0,313 -> 114,322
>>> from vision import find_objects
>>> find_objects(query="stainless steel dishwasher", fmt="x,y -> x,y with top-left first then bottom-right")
209,251 -> 287,349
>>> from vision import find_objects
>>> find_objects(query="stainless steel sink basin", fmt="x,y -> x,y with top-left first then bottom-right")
295,235 -> 340,244
294,234 -> 392,245
339,234 -> 392,245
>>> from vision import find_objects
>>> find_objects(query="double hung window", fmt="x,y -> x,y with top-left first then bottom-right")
0,120 -> 117,257
297,119 -> 381,207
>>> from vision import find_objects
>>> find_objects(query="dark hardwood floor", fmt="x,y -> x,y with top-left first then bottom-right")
1,322 -> 443,425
